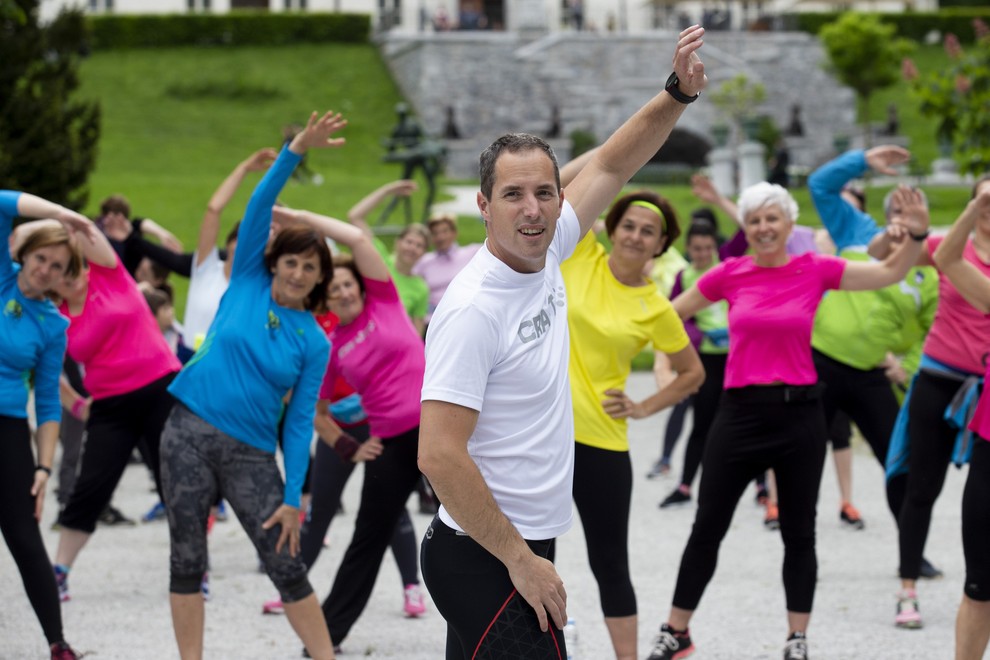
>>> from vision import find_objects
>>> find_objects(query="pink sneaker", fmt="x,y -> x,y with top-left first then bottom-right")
403,584 -> 427,617
262,597 -> 284,615
895,590 -> 922,629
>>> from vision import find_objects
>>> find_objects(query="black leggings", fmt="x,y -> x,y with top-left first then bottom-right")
573,442 -> 635,617
899,370 -> 969,580
320,426 -> 423,644
421,517 -> 565,660
301,424 -> 419,586
678,352 -> 726,489
672,387 -> 827,614
813,350 -> 906,519
58,372 -> 175,533
0,416 -> 66,645
963,438 -> 990,601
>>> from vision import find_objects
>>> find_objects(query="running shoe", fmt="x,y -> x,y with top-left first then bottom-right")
141,501 -> 167,523
214,500 -> 229,522
98,505 -> 136,526
919,558 -> 944,579
646,623 -> 694,660
840,502 -> 865,530
755,482 -> 770,506
201,571 -> 211,601
54,564 -> 70,603
764,503 -> 780,530
262,597 -> 285,615
782,632 -> 809,660
646,458 -> 671,480
659,485 -> 691,509
895,589 -> 923,629
404,583 -> 427,617
49,641 -> 81,660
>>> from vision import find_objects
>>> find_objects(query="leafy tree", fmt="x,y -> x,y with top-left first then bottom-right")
819,13 -> 914,143
0,0 -> 100,210
709,74 -> 767,146
905,20 -> 990,176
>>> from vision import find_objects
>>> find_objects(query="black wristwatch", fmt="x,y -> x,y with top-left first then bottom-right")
665,72 -> 700,104
909,230 -> 930,242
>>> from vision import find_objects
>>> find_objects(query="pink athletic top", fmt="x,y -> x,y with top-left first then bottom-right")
697,253 -> 846,389
319,277 -> 424,438
970,359 -> 990,442
924,236 -> 990,375
60,260 -> 181,400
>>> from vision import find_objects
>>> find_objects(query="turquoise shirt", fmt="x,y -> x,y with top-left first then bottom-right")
169,148 -> 330,508
0,191 -> 69,425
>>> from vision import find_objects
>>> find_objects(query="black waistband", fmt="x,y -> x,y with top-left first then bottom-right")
725,383 -> 824,404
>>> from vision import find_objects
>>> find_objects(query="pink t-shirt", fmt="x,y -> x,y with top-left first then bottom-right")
319,277 -> 424,438
60,260 -> 181,399
969,359 -> 990,442
924,236 -> 990,375
697,252 -> 846,389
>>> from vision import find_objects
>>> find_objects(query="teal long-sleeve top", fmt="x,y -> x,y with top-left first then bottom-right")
0,191 -> 69,425
168,147 -> 330,508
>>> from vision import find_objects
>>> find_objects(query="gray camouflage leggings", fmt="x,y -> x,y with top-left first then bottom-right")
160,403 -> 312,602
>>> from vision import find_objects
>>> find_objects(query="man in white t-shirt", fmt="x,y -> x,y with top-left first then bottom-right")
418,26 -> 708,659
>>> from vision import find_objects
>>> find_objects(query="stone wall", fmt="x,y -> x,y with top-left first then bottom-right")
379,30 -> 857,179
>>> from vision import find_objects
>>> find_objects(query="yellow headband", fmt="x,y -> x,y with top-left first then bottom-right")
629,200 -> 667,233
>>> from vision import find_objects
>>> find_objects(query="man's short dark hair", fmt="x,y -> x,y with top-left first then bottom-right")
479,133 -> 560,200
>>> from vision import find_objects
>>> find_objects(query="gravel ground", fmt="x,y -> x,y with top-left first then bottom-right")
0,372 -> 971,659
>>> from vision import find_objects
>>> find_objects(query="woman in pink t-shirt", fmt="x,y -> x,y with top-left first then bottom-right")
48,214 -> 181,603
882,175 -> 990,630
646,183 -> 930,660
931,179 -> 990,660
271,205 -> 426,648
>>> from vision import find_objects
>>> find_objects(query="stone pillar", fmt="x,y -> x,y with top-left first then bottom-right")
708,147 -> 736,198
510,0 -> 549,38
738,140 -> 767,191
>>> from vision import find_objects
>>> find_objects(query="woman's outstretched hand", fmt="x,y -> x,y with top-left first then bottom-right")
288,110 -> 348,154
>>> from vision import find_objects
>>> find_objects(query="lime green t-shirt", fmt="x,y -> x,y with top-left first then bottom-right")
372,237 -> 428,322
562,232 -> 690,452
812,248 -> 938,374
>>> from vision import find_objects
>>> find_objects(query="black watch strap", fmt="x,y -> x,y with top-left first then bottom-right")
665,72 -> 700,104
909,230 -> 930,242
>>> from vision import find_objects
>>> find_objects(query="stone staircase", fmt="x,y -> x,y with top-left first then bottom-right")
379,30 -> 857,178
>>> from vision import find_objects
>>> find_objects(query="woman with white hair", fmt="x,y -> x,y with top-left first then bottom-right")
646,182 -> 931,660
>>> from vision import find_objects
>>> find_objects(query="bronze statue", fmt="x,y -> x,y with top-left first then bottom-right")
380,103 -> 446,224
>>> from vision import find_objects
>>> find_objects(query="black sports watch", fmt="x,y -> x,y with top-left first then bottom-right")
665,72 -> 700,104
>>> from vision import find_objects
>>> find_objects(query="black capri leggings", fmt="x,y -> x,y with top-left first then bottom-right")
421,517 -> 565,660
161,403 -> 312,601
0,416 -> 67,645
963,437 -> 990,601
672,385 -> 827,614
58,372 -> 175,533
813,349 -> 906,519
573,441 -> 635,617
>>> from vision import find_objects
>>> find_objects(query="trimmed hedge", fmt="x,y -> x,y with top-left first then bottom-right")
86,12 -> 371,49
793,9 -> 990,43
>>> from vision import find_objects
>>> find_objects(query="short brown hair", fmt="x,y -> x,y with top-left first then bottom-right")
604,190 -> 681,257
16,224 -> 83,281
426,215 -> 456,234
400,223 -> 431,248
479,133 -> 560,200
100,194 -> 130,219
264,225 -> 334,312
330,252 -> 365,297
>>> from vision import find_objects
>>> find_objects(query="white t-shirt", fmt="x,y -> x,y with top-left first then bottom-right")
181,247 -> 229,351
422,200 -> 581,540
